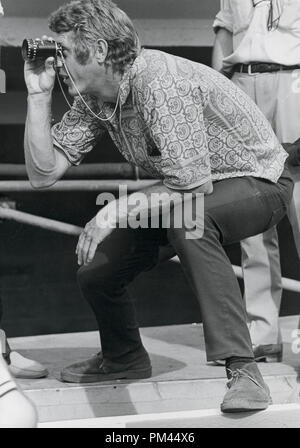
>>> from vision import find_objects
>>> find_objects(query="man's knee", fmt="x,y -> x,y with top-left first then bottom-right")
77,258 -> 115,295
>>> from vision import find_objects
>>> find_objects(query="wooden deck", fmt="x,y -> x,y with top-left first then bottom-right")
7,315 -> 300,426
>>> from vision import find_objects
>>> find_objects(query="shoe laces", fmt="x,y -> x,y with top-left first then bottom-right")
226,368 -> 264,390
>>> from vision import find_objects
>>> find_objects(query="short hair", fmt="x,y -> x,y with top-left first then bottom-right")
49,0 -> 141,74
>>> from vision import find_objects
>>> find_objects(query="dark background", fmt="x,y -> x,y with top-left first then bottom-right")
1,0 -> 219,19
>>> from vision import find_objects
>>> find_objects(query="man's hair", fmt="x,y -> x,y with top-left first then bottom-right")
49,0 -> 140,74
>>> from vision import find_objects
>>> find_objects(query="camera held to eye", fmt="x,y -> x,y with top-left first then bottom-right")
21,38 -> 62,62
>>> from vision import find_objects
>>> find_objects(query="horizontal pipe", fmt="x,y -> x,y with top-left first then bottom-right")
171,256 -> 300,294
0,163 -> 153,180
231,264 -> 300,295
0,207 -> 83,236
0,179 -> 159,192
2,209 -> 300,294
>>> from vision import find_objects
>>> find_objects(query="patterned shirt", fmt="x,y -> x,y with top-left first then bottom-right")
51,49 -> 287,190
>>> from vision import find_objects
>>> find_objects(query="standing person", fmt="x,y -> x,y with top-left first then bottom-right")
212,0 -> 300,362
23,0 -> 293,412
0,1 -> 48,380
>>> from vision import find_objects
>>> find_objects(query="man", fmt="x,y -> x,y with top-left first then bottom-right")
0,1 -> 47,380
212,0 -> 300,363
24,0 -> 293,412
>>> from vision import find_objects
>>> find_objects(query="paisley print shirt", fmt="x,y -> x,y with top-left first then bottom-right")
51,49 -> 287,190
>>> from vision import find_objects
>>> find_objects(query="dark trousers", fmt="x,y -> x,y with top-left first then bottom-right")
77,169 -> 293,362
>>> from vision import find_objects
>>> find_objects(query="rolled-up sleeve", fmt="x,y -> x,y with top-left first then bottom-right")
51,96 -> 105,165
213,0 -> 233,33
141,77 -> 212,191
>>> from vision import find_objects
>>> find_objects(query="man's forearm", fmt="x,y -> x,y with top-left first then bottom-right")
98,179 -> 213,230
127,179 -> 212,220
140,179 -> 212,201
212,28 -> 233,75
24,93 -> 59,187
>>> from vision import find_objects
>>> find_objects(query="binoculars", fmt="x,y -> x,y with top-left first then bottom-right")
22,38 -> 62,62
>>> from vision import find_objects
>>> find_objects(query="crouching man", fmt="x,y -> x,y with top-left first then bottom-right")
24,0 -> 293,413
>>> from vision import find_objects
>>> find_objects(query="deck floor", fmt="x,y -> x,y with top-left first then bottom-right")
7,315 -> 300,424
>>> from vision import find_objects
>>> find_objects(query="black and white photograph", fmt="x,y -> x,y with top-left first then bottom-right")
0,0 -> 300,431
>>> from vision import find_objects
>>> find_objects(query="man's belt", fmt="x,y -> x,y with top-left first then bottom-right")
233,63 -> 300,75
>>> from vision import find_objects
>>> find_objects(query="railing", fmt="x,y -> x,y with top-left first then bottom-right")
0,162 -> 159,191
0,179 -> 160,192
1,203 -> 300,294
0,163 -> 151,179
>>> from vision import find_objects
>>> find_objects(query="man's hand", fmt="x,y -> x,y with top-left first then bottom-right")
283,137 -> 300,166
76,215 -> 115,266
24,36 -> 62,95
76,195 -> 142,265
24,57 -> 56,95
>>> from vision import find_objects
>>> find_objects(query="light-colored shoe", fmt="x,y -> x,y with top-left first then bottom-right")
221,362 -> 272,413
0,329 -> 48,379
8,351 -> 48,379
0,331 -> 38,427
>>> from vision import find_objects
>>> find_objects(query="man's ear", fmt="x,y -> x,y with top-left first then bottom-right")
95,39 -> 108,64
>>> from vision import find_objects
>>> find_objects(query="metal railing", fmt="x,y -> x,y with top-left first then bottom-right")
0,163 -> 151,179
1,205 -> 300,294
0,179 -> 160,192
0,162 -> 159,191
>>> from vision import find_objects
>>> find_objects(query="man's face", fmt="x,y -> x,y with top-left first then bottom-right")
56,31 -> 101,97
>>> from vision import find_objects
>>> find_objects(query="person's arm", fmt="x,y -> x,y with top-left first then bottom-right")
24,57 -> 71,189
76,179 -> 212,266
212,28 -> 233,74
212,0 -> 234,76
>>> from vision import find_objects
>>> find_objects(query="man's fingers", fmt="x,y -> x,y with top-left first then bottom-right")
42,35 -> 55,41
86,240 -> 99,265
45,57 -> 56,73
25,58 -> 46,72
76,242 -> 84,265
76,232 -> 87,265
81,235 -> 93,265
